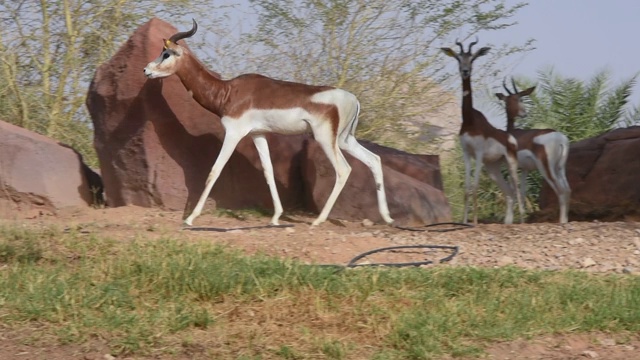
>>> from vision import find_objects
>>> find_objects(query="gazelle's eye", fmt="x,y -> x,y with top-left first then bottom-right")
162,52 -> 170,60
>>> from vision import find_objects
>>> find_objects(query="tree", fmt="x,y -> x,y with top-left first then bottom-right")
0,0 -> 220,167
231,0 -> 533,152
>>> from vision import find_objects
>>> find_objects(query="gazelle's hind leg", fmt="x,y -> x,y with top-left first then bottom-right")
311,125 -> 352,226
252,134 -> 284,225
485,161 -> 519,224
338,134 -> 393,224
549,164 -> 571,224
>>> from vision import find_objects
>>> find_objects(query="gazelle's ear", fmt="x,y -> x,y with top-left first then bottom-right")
472,47 -> 491,60
495,93 -> 506,101
440,48 -> 458,58
521,86 -> 536,97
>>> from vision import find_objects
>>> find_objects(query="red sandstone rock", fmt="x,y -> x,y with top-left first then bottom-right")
538,126 -> 640,221
0,120 -> 95,217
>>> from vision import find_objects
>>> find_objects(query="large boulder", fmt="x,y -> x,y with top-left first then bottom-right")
86,18 -> 451,225
537,126 -> 640,221
0,120 -> 97,217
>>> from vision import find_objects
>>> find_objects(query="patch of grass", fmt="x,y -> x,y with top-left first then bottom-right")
0,224 -> 639,358
212,207 -> 273,220
0,225 -> 51,264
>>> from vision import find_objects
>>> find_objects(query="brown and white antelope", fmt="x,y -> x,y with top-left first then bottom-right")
495,79 -> 571,223
440,39 -> 524,224
143,19 -> 393,227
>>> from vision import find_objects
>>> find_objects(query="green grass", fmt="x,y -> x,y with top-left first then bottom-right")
0,224 -> 639,358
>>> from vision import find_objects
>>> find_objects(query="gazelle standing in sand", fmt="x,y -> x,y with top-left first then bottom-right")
495,79 -> 571,223
143,20 -> 393,227
440,39 -> 524,224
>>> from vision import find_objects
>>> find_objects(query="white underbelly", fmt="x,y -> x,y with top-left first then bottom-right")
232,108 -> 314,135
461,134 -> 508,163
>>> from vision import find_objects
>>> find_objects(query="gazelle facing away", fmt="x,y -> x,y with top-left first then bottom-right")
143,20 -> 393,227
440,39 -> 524,224
495,79 -> 571,223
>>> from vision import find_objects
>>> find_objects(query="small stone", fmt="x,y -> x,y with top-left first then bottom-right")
284,227 -> 295,234
581,257 -> 597,268
582,350 -> 599,358
361,219 -> 374,227
569,237 -> 586,245
623,267 -> 637,275
599,338 -> 616,346
104,355 -> 116,360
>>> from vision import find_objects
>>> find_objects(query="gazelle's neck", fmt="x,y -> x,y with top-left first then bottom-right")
461,77 -> 475,121
504,102 -> 520,132
175,53 -> 228,117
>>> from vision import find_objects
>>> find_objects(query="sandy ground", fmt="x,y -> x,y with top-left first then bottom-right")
1,205 -> 640,359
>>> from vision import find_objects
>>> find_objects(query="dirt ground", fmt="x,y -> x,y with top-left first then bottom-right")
2,205 -> 640,359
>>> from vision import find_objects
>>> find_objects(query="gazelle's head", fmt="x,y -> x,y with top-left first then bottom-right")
440,38 -> 490,80
143,19 -> 198,79
495,78 -> 536,119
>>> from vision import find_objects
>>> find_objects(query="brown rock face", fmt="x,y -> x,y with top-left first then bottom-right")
537,126 -> 640,221
0,120 -> 95,216
86,18 -> 451,225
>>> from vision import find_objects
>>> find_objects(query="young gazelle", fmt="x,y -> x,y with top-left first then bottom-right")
143,20 -> 393,227
441,39 -> 524,224
495,79 -> 571,223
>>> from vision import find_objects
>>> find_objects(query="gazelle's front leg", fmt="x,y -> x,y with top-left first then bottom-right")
252,135 -> 284,225
505,154 -> 525,223
184,130 -> 245,226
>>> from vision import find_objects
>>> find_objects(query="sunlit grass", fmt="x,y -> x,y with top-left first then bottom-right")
0,224 -> 639,358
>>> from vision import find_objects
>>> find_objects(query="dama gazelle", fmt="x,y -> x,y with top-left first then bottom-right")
495,79 -> 571,223
440,39 -> 524,224
143,20 -> 393,227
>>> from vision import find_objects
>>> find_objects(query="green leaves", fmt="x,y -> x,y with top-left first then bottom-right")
521,68 -> 638,142
242,0 -> 533,151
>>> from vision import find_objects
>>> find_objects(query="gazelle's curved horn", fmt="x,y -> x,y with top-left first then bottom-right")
503,78 -> 513,95
468,36 -> 479,53
455,39 -> 464,54
168,19 -> 198,44
511,77 -> 519,94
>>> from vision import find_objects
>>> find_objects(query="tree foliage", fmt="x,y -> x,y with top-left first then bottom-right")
239,0 -> 532,151
0,0 -> 210,167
